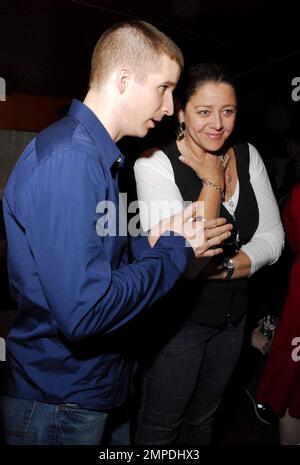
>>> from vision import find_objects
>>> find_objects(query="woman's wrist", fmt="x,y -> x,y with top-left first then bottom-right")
202,176 -> 224,188
200,178 -> 224,200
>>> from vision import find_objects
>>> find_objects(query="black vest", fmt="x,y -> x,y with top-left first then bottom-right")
162,139 -> 259,327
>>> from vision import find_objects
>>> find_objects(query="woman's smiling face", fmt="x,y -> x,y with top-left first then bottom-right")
179,82 -> 237,153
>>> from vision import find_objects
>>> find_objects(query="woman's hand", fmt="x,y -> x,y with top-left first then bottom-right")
179,149 -> 228,190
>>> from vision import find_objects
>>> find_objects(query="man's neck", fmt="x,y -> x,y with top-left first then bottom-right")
83,88 -> 122,142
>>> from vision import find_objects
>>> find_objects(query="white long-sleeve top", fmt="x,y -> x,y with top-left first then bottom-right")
134,142 -> 285,275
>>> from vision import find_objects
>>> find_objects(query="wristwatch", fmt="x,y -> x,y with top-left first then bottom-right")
223,258 -> 235,280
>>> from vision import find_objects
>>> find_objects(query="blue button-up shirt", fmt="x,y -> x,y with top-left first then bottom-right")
2,99 -> 193,410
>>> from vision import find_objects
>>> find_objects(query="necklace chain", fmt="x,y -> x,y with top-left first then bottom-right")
224,161 -> 232,203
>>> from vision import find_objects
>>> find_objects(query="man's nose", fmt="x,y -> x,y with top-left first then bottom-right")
163,93 -> 174,116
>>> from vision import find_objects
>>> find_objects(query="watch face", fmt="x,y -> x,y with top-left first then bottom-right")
224,258 -> 235,280
224,258 -> 234,269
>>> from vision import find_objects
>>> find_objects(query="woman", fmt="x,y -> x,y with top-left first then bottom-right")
133,63 -> 284,445
257,183 -> 300,445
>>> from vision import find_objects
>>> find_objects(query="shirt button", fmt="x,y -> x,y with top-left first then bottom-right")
225,288 -> 232,294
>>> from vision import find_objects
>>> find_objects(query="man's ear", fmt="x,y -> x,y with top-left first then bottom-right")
116,68 -> 131,94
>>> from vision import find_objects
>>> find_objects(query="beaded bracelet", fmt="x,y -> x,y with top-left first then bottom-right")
200,178 -> 224,200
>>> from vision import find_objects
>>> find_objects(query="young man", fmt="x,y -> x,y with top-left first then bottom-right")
0,21 -> 231,445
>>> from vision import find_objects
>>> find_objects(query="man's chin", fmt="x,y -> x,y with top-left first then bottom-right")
134,127 -> 150,138
127,124 -> 153,138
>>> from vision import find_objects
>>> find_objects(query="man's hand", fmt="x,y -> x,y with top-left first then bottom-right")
148,202 -> 232,257
195,217 -> 233,258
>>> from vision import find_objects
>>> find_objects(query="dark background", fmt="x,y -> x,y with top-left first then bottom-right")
0,0 -> 300,152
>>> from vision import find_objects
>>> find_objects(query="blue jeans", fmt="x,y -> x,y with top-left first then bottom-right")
134,317 -> 245,445
0,396 -> 129,445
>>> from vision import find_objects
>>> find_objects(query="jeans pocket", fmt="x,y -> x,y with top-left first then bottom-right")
0,395 -> 34,445
57,404 -> 108,445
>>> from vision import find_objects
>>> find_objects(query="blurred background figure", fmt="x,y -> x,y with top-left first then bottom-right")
257,182 -> 300,445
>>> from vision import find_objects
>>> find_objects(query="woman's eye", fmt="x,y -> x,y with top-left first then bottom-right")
198,110 -> 210,116
223,108 -> 236,115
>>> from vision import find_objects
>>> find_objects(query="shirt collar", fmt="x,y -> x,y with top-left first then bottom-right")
68,99 -> 124,170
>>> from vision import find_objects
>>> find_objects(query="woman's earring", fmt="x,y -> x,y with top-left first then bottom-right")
175,122 -> 185,140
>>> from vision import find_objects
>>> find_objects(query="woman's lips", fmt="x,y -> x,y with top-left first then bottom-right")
205,133 -> 223,139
